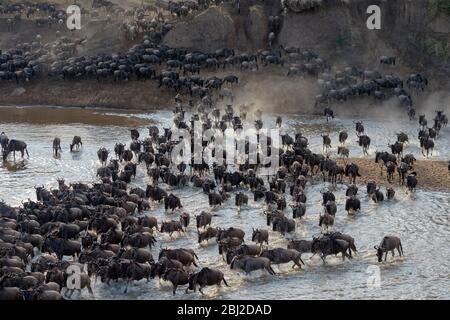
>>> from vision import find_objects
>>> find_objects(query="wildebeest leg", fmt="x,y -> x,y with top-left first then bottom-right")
123,280 -> 130,293
391,250 -> 395,258
293,258 -> 303,269
398,244 -> 403,256
173,284 -> 177,295
384,252 -> 388,262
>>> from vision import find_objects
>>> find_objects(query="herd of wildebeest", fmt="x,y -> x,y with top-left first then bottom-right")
0,100 -> 448,299
1,1 -> 450,300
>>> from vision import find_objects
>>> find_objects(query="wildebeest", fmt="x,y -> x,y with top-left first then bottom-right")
345,196 -> 360,215
114,143 -> 125,160
338,130 -> 348,145
235,192 -> 248,212
311,234 -> 352,263
197,226 -> 218,243
52,138 -> 62,156
386,187 -> 395,200
187,267 -> 229,294
380,56 -> 396,65
217,227 -> 245,242
0,132 -> 9,152
130,129 -> 140,140
162,268 -> 189,295
230,255 -> 276,275
159,248 -> 199,267
389,141 -> 403,159
287,239 -> 312,254
2,139 -> 29,161
354,121 -> 364,136
323,107 -> 334,122
372,189 -> 385,203
420,137 -> 434,157
345,163 -> 361,184
160,220 -> 183,237
374,236 -> 404,262
195,211 -> 215,230
322,134 -> 332,153
291,203 -> 306,219
346,184 -> 358,197
319,213 -> 334,232
406,172 -> 417,192
358,135 -> 371,155
337,146 -> 349,160
164,194 -> 182,212
97,147 -> 109,166
260,248 -> 304,269
251,228 -> 268,246
69,136 -> 82,152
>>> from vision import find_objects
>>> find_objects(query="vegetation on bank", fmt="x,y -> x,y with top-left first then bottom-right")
429,0 -> 450,16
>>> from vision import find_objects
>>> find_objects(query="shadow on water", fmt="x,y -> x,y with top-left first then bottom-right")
2,159 -> 28,171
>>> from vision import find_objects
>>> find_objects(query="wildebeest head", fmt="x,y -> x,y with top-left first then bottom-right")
187,273 -> 198,291
374,245 -> 384,262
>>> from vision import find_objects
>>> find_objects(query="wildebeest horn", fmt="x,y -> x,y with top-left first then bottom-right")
374,245 -> 378,249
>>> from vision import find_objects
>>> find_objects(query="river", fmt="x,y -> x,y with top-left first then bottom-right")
0,106 -> 449,299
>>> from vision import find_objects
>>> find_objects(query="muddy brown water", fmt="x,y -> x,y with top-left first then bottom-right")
0,106 -> 449,300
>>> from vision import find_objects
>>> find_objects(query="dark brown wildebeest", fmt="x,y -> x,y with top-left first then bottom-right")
217,227 -> 245,242
187,267 -> 229,295
354,121 -> 364,136
260,248 -> 304,269
319,213 -> 334,232
345,196 -> 360,215
230,255 -> 276,275
69,136 -> 82,152
2,139 -> 29,160
287,239 -> 312,254
358,135 -> 371,156
97,147 -> 109,166
338,130 -> 348,145
311,234 -> 352,263
374,236 -> 404,262
251,228 -> 269,246
53,137 -> 62,156
198,227 -> 218,244
322,134 -> 332,153
159,248 -> 199,267
160,220 -> 183,237
196,211 -> 215,230
163,268 -> 189,295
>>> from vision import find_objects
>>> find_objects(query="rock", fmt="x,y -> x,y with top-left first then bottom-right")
163,7 -> 235,52
245,5 -> 268,50
11,87 -> 26,96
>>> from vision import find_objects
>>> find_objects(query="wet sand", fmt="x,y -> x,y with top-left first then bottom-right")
341,158 -> 450,193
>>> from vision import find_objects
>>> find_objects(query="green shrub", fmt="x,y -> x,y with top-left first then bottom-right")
335,31 -> 351,47
429,0 -> 450,17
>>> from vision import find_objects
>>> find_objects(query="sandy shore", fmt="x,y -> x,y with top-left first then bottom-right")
338,158 -> 450,193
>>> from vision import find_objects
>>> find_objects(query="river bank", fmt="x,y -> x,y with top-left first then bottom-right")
343,158 -> 450,193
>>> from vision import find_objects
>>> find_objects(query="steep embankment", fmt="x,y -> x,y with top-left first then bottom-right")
0,0 -> 449,110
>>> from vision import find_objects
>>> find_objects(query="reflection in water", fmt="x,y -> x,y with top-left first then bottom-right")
2,159 -> 28,171
0,106 -> 449,300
